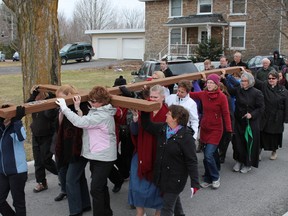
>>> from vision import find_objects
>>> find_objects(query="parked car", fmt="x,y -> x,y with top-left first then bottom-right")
12,51 -> 20,61
247,55 -> 286,73
194,61 -> 220,71
131,59 -> 199,83
60,42 -> 95,65
0,51 -> 5,62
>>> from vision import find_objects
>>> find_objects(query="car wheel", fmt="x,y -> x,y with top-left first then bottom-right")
61,58 -> 67,65
84,55 -> 91,62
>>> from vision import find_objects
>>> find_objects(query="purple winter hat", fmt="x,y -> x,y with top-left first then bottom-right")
207,74 -> 220,85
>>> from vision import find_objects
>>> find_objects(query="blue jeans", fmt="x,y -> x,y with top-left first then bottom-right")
59,157 -> 91,215
203,144 -> 219,182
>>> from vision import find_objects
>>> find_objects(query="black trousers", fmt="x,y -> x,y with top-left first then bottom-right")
0,172 -> 27,216
218,131 -> 232,160
90,160 -> 114,216
161,193 -> 185,216
109,125 -> 134,185
32,135 -> 58,184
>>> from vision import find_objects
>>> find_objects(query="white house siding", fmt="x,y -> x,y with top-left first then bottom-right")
85,29 -> 145,60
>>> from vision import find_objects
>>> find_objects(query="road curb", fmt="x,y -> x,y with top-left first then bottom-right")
27,160 -> 35,174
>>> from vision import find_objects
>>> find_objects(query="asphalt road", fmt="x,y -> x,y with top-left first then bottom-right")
0,59 -> 130,75
1,60 -> 288,215
5,126 -> 288,216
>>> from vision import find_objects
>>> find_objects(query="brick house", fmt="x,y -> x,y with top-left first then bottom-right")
139,0 -> 288,61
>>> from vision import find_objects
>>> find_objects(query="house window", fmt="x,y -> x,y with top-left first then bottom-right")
198,0 -> 212,14
201,31 -> 208,43
170,28 -> 181,44
231,0 -> 246,14
229,22 -> 246,49
170,0 -> 182,17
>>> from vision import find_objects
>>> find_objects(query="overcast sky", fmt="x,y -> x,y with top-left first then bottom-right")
58,0 -> 145,19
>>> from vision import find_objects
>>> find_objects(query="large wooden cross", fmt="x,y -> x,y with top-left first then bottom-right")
0,67 -> 242,118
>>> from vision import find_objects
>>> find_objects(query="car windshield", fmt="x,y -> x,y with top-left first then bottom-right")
60,44 -> 72,52
138,62 -> 151,76
169,62 -> 198,75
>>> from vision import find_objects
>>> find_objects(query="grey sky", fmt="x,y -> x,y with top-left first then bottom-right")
58,0 -> 145,19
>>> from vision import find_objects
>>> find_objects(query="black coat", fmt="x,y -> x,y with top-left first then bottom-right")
229,86 -> 265,168
229,60 -> 248,69
141,112 -> 200,194
163,67 -> 174,94
27,93 -> 58,137
255,81 -> 288,133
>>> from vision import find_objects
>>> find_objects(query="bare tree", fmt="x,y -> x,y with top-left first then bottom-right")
73,0 -> 116,30
3,0 -> 61,103
119,8 -> 145,29
58,12 -> 90,46
250,0 -> 288,39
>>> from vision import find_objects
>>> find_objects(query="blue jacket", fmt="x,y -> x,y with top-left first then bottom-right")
0,120 -> 27,175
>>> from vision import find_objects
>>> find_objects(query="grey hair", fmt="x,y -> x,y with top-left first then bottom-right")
268,70 -> 279,79
150,84 -> 166,97
234,51 -> 242,58
262,58 -> 271,64
241,72 -> 255,88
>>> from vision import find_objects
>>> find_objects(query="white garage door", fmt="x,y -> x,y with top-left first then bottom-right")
122,38 -> 144,60
98,38 -> 117,59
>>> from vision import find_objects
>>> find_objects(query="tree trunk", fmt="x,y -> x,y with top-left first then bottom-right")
3,0 -> 61,147
3,0 -> 61,102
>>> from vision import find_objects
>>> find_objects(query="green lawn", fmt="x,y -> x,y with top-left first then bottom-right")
0,68 -> 134,161
0,68 -> 134,105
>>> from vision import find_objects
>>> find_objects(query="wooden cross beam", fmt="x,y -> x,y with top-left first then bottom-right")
108,66 -> 242,95
0,67 -> 243,118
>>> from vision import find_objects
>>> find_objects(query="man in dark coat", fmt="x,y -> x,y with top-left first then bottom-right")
270,50 -> 285,71
160,58 -> 174,94
229,51 -> 248,69
27,87 -> 58,193
255,58 -> 275,81
113,75 -> 127,87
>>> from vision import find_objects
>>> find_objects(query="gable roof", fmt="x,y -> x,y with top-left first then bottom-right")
165,14 -> 228,27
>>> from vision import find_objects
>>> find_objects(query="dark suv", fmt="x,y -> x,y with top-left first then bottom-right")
131,59 -> 199,83
60,42 -> 95,65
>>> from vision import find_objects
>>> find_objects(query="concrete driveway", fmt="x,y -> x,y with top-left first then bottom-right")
0,59 -> 137,75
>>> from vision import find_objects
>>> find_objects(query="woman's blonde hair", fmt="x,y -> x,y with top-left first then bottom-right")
153,71 -> 165,79
56,84 -> 78,96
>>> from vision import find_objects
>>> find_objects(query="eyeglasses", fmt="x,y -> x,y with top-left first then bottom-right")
268,77 -> 276,80
240,80 -> 248,82
206,81 -> 216,85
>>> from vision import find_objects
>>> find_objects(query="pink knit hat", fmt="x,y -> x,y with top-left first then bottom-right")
207,74 -> 220,85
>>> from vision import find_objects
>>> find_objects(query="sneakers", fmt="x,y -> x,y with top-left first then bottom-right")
200,179 -> 220,189
240,166 -> 252,173
200,182 -> 212,188
270,151 -> 277,160
212,178 -> 220,189
233,161 -> 242,172
33,183 -> 48,193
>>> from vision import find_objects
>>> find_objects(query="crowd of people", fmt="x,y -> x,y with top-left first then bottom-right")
0,50 -> 288,216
